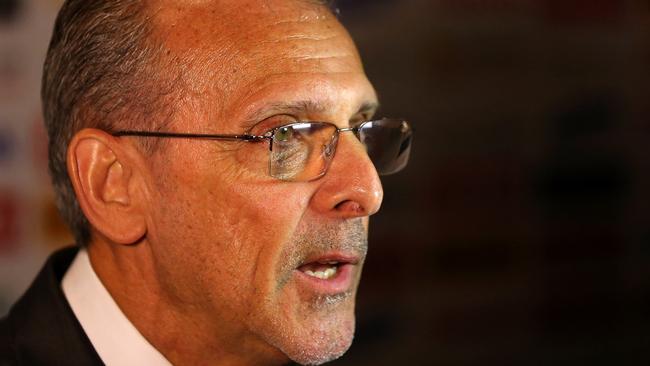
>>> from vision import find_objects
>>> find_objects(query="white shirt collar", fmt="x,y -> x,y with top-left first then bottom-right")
62,248 -> 172,366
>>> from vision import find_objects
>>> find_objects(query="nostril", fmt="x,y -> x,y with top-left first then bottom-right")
335,200 -> 363,214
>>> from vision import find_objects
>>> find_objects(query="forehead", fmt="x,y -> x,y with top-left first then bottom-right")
150,0 -> 375,123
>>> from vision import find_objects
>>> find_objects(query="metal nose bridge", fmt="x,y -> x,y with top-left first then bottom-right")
337,126 -> 361,138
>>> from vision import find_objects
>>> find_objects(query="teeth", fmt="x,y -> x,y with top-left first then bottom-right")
304,266 -> 338,280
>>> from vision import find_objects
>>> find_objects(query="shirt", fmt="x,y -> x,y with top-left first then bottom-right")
62,248 -> 172,366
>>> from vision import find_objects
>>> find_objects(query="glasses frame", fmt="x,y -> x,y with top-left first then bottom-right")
112,119 -> 411,180
112,122 -> 371,148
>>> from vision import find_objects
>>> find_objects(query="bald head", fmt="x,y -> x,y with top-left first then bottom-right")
146,0 -> 359,119
43,0 -> 340,247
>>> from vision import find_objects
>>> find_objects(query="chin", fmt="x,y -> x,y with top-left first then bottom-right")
281,315 -> 356,366
257,294 -> 358,366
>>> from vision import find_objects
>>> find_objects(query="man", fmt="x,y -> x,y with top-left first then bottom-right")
0,0 -> 412,365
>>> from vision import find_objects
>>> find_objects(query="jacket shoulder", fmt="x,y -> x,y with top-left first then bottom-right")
0,315 -> 17,365
0,246 -> 103,366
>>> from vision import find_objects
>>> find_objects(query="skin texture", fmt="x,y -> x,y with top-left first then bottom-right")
67,1 -> 383,365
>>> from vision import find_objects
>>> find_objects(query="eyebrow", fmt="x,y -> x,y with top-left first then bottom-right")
242,99 -> 380,130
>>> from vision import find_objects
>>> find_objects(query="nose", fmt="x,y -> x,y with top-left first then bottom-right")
310,133 -> 384,218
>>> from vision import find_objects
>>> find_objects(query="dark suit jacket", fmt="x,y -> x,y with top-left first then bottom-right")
0,247 -> 103,366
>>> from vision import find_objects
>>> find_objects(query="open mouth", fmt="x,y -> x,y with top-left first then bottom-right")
298,261 -> 343,280
294,254 -> 360,294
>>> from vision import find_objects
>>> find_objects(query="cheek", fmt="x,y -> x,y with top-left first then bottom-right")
219,181 -> 312,281
148,149 -> 313,306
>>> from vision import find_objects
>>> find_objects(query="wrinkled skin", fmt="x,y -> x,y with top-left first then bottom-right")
87,1 -> 383,365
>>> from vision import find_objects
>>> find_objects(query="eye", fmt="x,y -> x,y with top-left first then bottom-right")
248,114 -> 298,136
275,126 -> 294,143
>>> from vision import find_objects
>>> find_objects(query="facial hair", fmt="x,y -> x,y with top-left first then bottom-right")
263,218 -> 369,365
275,218 -> 368,292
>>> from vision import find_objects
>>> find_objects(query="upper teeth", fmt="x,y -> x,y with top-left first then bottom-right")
304,267 -> 338,280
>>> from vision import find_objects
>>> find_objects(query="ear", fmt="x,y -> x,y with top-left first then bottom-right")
67,128 -> 147,245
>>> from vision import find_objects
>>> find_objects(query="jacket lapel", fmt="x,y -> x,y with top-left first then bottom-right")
1,247 -> 104,366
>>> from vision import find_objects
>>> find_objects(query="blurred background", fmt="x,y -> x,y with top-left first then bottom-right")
1,0 -> 649,365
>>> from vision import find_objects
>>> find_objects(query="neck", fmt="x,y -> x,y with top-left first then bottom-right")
87,239 -> 289,366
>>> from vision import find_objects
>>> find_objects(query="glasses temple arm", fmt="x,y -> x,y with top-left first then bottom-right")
111,131 -> 270,142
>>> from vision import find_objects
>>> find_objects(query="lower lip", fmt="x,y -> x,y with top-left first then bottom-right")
293,263 -> 356,295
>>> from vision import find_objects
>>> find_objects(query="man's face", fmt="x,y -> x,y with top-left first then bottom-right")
142,1 -> 383,364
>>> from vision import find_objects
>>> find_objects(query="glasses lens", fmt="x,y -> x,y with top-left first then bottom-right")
359,119 -> 412,175
269,122 -> 338,181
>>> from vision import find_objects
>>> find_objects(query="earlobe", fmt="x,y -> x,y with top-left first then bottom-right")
67,128 -> 147,245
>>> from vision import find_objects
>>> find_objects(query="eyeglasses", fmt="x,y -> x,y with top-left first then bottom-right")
112,118 -> 412,182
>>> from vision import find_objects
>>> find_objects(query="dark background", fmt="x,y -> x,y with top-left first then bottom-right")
1,0 -> 649,365
331,0 -> 650,365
